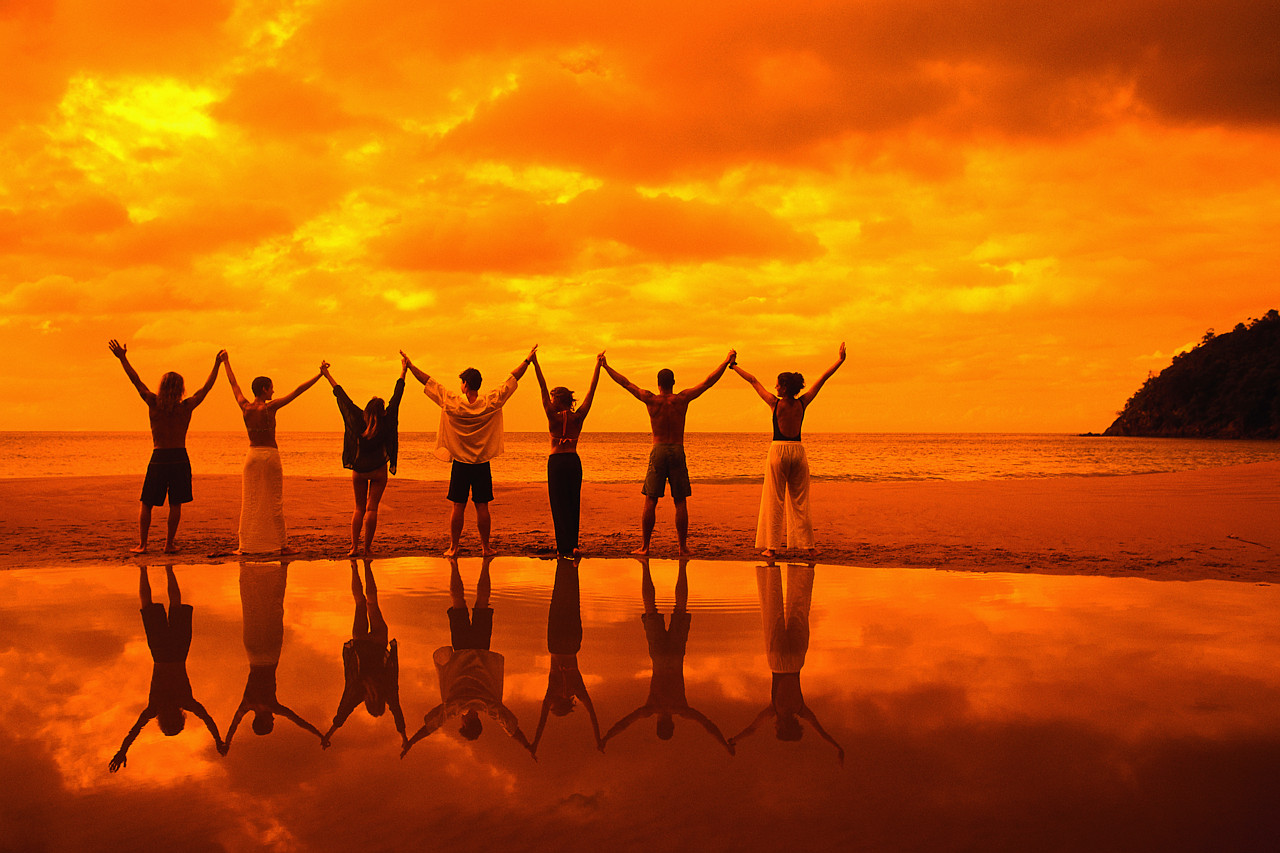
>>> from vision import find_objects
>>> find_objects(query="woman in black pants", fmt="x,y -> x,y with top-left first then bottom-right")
531,350 -> 602,557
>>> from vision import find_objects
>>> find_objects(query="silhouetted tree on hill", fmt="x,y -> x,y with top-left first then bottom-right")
1105,309 -> 1280,439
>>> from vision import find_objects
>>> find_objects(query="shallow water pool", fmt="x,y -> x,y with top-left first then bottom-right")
3,557 -> 1278,852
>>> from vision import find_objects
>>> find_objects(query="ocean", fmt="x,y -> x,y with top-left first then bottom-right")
3,431 -> 1278,482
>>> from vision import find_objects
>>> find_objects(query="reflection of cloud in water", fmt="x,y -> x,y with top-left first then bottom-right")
1,557 -> 1278,850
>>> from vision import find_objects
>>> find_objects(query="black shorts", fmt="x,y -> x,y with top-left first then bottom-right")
447,461 -> 493,504
141,602 -> 194,663
447,605 -> 494,650
140,448 -> 193,507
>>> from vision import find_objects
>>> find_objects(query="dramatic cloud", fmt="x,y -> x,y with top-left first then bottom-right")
1,0 -> 1278,431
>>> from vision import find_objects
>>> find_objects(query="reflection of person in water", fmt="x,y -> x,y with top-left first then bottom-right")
109,566 -> 224,771
532,556 -> 603,757
402,557 -> 533,756
601,558 -> 733,753
224,560 -> 325,750
322,560 -> 407,749
729,563 -> 844,764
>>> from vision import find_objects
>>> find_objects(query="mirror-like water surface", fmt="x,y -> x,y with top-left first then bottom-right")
3,558 -> 1278,852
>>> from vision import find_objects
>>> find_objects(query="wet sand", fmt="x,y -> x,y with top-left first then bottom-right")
2,462 -> 1277,581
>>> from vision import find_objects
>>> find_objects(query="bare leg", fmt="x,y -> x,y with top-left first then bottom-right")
164,504 -> 182,553
476,502 -> 494,556
640,559 -> 656,614
139,566 -> 153,607
350,475 -> 369,557
674,558 -> 689,612
449,558 -> 466,608
364,560 -> 388,641
363,476 -> 388,555
476,556 -> 492,609
166,566 -> 180,607
674,499 -> 690,556
134,503 -> 152,554
350,560 -> 368,637
633,497 -> 658,556
446,501 -> 465,556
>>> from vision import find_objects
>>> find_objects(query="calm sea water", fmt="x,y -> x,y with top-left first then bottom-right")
2,431 -> 1278,481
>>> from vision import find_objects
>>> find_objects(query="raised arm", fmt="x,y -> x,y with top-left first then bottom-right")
576,353 -> 604,420
320,361 -> 337,388
800,705 -> 845,766
108,340 -> 156,405
731,361 -> 777,407
187,699 -> 225,753
223,704 -> 249,748
109,708 -> 154,772
399,350 -> 430,386
269,362 -> 326,410
601,705 -> 653,747
223,354 -> 249,409
187,350 -> 226,409
511,344 -> 538,381
729,705 -> 775,746
800,342 -> 845,407
681,349 -> 736,401
531,350 -> 553,415
401,704 -> 446,757
601,357 -> 652,403
679,706 -> 734,754
275,701 -> 325,740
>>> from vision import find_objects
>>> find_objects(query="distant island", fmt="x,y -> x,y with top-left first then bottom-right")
1105,309 -> 1280,439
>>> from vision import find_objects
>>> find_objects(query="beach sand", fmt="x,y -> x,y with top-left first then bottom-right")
2,462 -> 1276,582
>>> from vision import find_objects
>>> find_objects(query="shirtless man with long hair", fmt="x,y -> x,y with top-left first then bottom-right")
108,340 -> 224,554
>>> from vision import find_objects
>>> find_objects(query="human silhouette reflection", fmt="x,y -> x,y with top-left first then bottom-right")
225,560 -> 325,750
729,563 -> 844,764
602,558 -> 733,753
322,560 -> 407,749
109,566 -> 224,772
403,557 -> 533,757
532,556 -> 603,757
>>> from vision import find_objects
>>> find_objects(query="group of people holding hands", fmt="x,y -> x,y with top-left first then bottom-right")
109,339 -> 846,560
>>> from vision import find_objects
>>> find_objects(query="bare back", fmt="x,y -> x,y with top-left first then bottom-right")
148,403 -> 196,450
547,410 -> 587,454
241,402 -> 279,448
646,392 -> 692,445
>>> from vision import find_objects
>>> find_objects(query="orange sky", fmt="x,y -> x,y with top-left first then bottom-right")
3,0 -> 1278,433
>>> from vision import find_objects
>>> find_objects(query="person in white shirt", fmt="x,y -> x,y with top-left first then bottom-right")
401,346 -> 537,556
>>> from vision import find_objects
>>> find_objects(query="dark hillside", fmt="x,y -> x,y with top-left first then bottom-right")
1105,309 -> 1280,438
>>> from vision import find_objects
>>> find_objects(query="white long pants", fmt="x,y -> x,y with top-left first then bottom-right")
755,441 -> 814,551
239,447 -> 286,553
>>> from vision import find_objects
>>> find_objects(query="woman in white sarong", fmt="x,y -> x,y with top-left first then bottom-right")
224,355 -> 325,555
730,343 -> 845,559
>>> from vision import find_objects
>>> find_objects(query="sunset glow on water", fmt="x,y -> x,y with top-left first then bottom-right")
3,558 -> 1278,850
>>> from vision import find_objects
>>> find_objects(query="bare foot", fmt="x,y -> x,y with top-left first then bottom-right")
345,547 -> 359,558
130,545 -> 147,554
630,546 -> 649,556
481,546 -> 498,557
443,546 -> 460,557
806,548 -> 822,558
761,549 -> 775,558
280,546 -> 299,556
163,544 -> 180,554
678,546 -> 692,557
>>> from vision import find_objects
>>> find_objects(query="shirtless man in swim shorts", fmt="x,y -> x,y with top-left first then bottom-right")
602,349 -> 735,556
109,340 -> 225,554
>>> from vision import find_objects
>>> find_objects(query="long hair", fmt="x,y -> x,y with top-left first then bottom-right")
157,372 -> 184,412
363,397 -> 385,440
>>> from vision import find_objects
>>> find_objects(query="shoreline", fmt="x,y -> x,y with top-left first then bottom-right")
2,462 -> 1277,582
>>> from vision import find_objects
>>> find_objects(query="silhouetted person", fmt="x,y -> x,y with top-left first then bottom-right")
601,558 -> 732,753
320,358 -> 408,556
531,350 -> 603,557
602,350 -> 735,556
322,560 -> 407,749
223,354 -> 325,555
402,557 -> 533,756
401,346 -> 537,556
729,563 -> 844,764
532,557 -> 603,757
731,343 -> 845,558
108,340 -> 224,554
224,560 -> 325,750
109,566 -> 224,771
